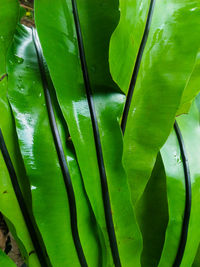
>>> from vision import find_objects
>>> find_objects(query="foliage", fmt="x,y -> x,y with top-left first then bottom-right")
0,0 -> 200,266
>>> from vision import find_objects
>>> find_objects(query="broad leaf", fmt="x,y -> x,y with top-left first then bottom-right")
177,51 -> 200,116
0,1 -> 40,265
136,154 -> 168,267
35,0 -> 143,266
159,130 -> 185,266
109,0 -> 151,93
110,0 -> 200,205
176,100 -> 200,266
0,0 -> 19,76
7,24 -> 102,267
160,98 -> 200,266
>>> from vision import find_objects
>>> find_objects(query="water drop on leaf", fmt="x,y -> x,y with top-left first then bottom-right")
14,55 -> 24,64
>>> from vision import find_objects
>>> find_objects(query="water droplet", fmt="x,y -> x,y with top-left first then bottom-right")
17,57 -> 24,64
132,108 -> 137,115
190,7 -> 198,12
177,158 -> 182,164
31,185 -> 37,191
0,35 -> 4,41
174,151 -> 182,164
14,55 -> 24,64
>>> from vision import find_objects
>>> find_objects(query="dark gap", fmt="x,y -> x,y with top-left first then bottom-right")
19,0 -> 35,27
19,0 -> 34,9
0,212 -> 27,266
4,214 -> 32,267
0,212 -> 9,245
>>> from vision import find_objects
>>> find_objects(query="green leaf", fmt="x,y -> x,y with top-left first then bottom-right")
136,153 -> 168,267
0,249 -> 16,267
0,1 -> 40,266
176,100 -> 200,266
110,0 -> 200,204
7,24 -> 102,267
0,0 -> 19,75
159,98 -> 200,266
109,0 -> 151,93
192,243 -> 200,267
159,129 -> 185,266
35,0 -> 142,265
177,51 -> 200,116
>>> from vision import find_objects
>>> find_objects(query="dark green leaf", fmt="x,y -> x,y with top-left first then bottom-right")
136,154 -> 168,267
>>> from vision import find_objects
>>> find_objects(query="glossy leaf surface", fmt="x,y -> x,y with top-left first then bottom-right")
0,0 -> 19,76
7,24 -> 102,267
176,100 -> 200,266
0,1 -> 40,265
109,0 -> 151,93
110,0 -> 200,204
136,154 -> 168,267
35,0 -> 143,266
159,99 -> 200,266
177,51 -> 200,116
159,130 -> 185,266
